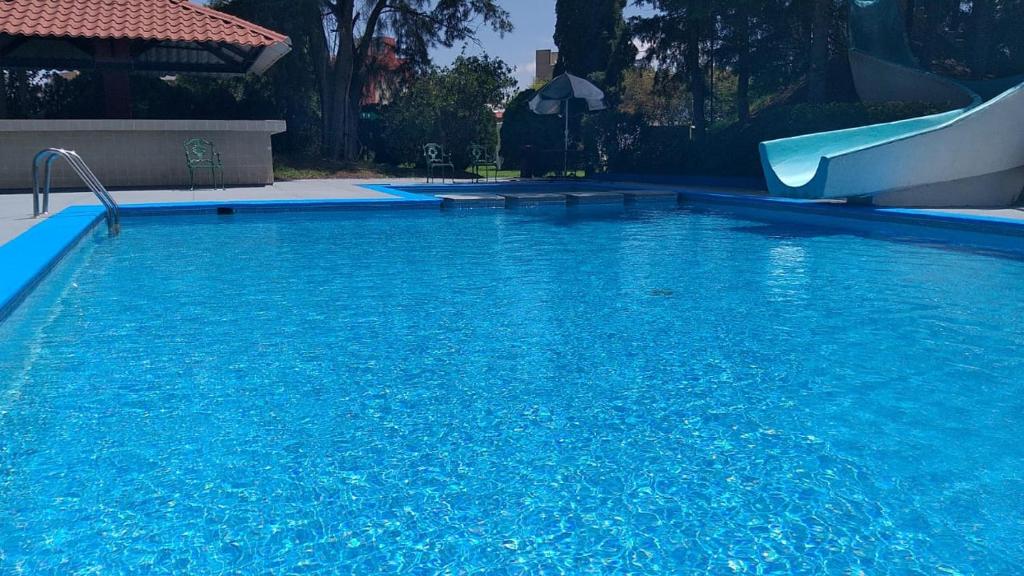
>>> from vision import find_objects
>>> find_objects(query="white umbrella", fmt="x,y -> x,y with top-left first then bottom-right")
529,73 -> 606,175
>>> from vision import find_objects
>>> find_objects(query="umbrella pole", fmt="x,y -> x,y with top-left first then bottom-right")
564,99 -> 569,177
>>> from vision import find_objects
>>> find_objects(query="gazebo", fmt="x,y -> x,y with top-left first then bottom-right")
0,0 -> 292,189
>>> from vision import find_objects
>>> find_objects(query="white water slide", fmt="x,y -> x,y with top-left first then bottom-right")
759,0 -> 1024,207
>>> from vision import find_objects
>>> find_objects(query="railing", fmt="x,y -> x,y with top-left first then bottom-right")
33,148 -> 121,236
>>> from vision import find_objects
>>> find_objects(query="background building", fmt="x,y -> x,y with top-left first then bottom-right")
535,49 -> 559,85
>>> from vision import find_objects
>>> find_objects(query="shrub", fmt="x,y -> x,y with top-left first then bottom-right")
499,89 -> 564,170
378,55 -> 515,168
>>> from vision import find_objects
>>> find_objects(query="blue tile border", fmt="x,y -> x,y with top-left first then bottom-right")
0,205 -> 105,322
2,183 -> 1022,324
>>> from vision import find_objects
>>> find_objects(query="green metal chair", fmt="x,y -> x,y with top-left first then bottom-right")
184,138 -> 224,190
468,143 -> 499,183
423,143 -> 454,184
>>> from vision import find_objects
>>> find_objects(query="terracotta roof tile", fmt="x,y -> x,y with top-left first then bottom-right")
0,0 -> 288,47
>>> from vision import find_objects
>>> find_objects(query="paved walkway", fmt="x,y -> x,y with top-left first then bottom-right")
1,178 -> 1021,247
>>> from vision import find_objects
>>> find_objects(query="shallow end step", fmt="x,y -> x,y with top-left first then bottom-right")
621,190 -> 680,202
438,194 -> 506,208
565,191 -> 625,205
499,193 -> 568,205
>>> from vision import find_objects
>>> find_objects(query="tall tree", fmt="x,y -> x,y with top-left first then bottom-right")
318,0 -> 512,160
634,0 -> 713,140
717,0 -> 762,122
553,0 -> 635,91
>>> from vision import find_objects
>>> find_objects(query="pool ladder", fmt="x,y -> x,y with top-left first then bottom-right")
33,148 -> 121,236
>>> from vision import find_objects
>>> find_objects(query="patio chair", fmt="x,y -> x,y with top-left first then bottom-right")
468,143 -> 499,183
184,138 -> 224,190
423,143 -> 454,184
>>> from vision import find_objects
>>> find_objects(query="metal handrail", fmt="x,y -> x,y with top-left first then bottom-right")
33,149 -> 120,235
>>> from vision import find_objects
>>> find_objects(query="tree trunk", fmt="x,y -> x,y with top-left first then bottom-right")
808,0 -> 831,103
321,0 -> 388,161
904,0 -> 916,36
318,1 -> 366,160
325,74 -> 357,160
310,12 -> 331,157
708,23 -> 715,127
735,12 -> 751,123
686,21 -> 706,141
324,1 -> 356,159
345,73 -> 363,159
971,0 -> 993,78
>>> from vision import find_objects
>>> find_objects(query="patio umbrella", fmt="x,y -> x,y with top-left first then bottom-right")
529,73 -> 606,175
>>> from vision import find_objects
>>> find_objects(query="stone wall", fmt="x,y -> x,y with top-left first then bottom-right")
0,119 -> 287,191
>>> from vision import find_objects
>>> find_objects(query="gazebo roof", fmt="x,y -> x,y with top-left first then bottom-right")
0,0 -> 291,75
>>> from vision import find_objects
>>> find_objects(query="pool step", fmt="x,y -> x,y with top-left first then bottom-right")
622,190 -> 680,203
565,191 -> 625,205
499,193 -> 569,206
438,194 -> 506,208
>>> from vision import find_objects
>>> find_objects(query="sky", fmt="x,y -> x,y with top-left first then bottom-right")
432,1 -> 652,89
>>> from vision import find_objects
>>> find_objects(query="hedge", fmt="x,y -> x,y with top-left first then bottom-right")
605,101 -> 950,178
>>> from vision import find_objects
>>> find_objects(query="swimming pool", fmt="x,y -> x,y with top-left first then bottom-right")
1,203 -> 1022,573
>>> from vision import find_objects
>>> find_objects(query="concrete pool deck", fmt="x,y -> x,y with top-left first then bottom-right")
1,178 -> 1022,247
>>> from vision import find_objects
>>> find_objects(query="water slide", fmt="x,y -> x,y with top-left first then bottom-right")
759,0 -> 1024,207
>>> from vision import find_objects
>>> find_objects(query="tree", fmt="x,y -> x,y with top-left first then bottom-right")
634,0 -> 714,140
213,0 -> 325,154
618,67 -> 690,126
717,0 -> 761,122
969,0 -> 995,77
379,55 -> 515,167
732,7 -> 752,122
317,0 -> 512,161
553,0 -> 635,92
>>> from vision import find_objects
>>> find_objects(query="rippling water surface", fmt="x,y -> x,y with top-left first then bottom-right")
1,206 -> 1022,574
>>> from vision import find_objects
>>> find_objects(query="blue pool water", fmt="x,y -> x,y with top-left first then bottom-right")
1,205 -> 1023,574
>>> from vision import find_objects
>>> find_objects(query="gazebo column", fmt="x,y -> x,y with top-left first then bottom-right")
94,39 -> 133,119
